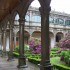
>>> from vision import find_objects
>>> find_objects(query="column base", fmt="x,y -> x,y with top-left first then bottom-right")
17,65 -> 28,68
40,64 -> 53,70
17,55 -> 28,68
39,60 -> 53,70
2,51 -> 7,57
7,58 -> 14,61
7,51 -> 14,61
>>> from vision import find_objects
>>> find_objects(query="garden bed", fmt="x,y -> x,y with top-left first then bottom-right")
28,56 -> 70,70
51,57 -> 70,70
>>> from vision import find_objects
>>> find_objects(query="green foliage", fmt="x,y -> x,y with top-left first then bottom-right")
27,54 -> 41,64
28,56 -> 70,70
13,44 -> 30,57
27,54 -> 41,59
50,47 -> 60,57
13,44 -> 30,53
14,46 -> 19,53
24,44 -> 29,50
13,52 -> 19,58
51,57 -> 70,70
51,47 -> 60,51
60,51 -> 66,56
60,50 -> 70,66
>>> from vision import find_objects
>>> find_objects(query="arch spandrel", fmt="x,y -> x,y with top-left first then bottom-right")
17,0 -> 34,17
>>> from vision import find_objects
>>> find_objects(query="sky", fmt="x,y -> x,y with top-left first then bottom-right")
31,0 -> 70,14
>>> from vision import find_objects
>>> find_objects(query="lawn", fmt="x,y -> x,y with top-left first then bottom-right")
50,57 -> 70,70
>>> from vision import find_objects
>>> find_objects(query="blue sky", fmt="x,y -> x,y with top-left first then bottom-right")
31,0 -> 70,14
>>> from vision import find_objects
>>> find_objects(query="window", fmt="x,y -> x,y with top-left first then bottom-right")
59,18 -> 64,25
32,15 -> 41,22
55,18 -> 64,25
55,18 -> 59,24
49,17 -> 54,23
65,20 -> 70,26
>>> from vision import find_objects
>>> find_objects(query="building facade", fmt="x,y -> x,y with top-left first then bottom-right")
1,6 -> 70,51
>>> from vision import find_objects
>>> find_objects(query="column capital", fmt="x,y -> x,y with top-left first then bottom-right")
2,26 -> 7,32
19,18 -> 25,22
19,18 -> 25,25
39,6 -> 51,15
6,22 -> 13,31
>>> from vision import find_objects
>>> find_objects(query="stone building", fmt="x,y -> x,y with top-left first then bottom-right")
0,0 -> 70,70
8,6 -> 70,50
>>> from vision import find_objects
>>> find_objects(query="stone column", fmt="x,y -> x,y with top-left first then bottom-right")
2,25 -> 7,56
14,32 -> 17,48
17,16 -> 27,68
0,32 -> 2,54
13,27 -> 19,48
53,33 -> 57,47
39,5 -> 52,70
51,30 -> 56,47
8,20 -> 14,60
29,31 -> 33,39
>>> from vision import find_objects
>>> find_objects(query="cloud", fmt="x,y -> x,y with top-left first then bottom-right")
31,0 -> 40,8
50,0 -> 70,14
31,0 -> 70,14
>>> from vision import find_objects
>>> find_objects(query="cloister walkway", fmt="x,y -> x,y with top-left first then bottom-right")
0,56 -> 39,70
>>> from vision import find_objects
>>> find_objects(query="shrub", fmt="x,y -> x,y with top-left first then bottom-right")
51,47 -> 60,51
59,50 -> 70,66
13,44 -> 29,53
56,33 -> 70,66
28,37 -> 41,54
59,33 -> 70,49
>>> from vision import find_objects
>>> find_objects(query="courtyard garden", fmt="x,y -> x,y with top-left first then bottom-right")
13,33 -> 70,70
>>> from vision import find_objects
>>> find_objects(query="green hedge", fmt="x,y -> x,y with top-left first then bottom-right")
51,47 -> 60,51
13,52 -> 19,58
28,56 -> 70,70
51,57 -> 70,70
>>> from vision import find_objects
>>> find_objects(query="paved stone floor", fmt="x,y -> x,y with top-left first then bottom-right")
0,57 -> 39,70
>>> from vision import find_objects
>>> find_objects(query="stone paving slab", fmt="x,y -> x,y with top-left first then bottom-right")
0,57 -> 39,70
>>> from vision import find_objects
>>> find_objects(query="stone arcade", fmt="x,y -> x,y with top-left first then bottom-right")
0,0 -> 52,70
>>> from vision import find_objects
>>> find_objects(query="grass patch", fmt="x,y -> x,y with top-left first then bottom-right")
50,57 -> 70,70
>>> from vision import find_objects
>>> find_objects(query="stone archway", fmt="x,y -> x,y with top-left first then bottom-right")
32,31 -> 41,40
16,0 -> 51,69
56,32 -> 64,42
24,31 -> 30,44
16,30 -> 30,46
0,0 -> 51,69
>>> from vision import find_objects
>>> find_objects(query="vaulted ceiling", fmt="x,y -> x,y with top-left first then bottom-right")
0,0 -> 30,22
0,0 -> 20,21
0,0 -> 51,22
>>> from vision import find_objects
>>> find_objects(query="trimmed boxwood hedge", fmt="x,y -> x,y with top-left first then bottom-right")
13,52 -> 19,58
51,57 -> 70,70
51,47 -> 60,51
28,56 -> 70,70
